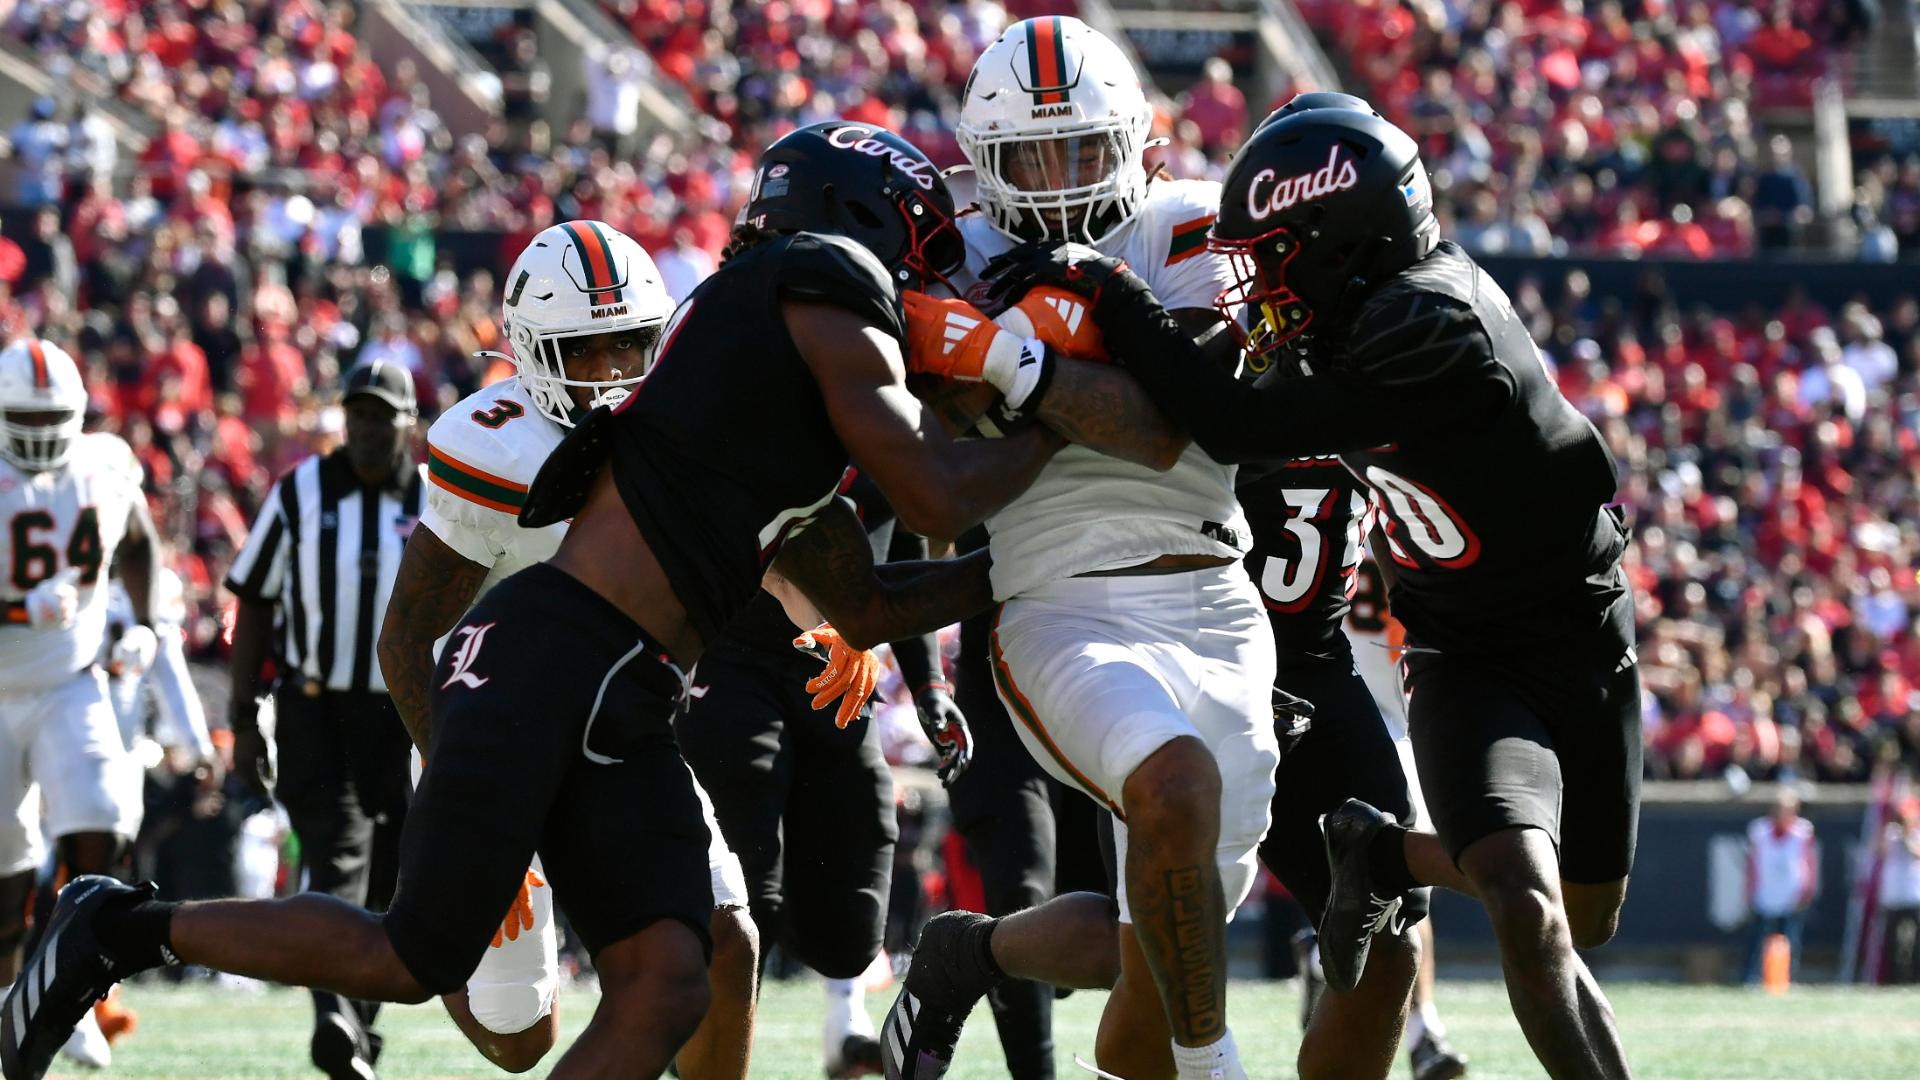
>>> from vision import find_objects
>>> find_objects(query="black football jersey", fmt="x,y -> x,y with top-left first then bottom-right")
605,232 -> 904,645
1238,455 -> 1371,654
1328,242 -> 1625,646
1098,241 -> 1625,651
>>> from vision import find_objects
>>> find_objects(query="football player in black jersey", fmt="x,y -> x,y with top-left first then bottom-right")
674,470 -> 962,1078
996,104 -> 1639,1079
0,122 -> 1164,1080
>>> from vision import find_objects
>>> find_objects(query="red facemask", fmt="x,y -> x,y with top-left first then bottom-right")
1210,224 -> 1314,368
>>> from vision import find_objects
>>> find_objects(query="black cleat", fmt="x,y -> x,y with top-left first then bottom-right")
1318,799 -> 1405,993
825,1032 -> 884,1077
881,912 -> 1000,1080
1410,1030 -> 1469,1080
1,877 -> 162,1080
311,1011 -> 375,1080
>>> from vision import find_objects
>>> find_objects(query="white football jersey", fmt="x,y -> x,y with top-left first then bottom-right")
949,178 -> 1251,600
0,433 -> 144,691
419,375 -> 569,643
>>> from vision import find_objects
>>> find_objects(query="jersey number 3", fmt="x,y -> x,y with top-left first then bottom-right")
471,400 -> 525,429
9,508 -> 103,590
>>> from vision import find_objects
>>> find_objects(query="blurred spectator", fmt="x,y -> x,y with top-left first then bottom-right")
1752,136 -> 1813,250
1179,58 -> 1247,156
654,226 -> 715,305
1745,789 -> 1817,983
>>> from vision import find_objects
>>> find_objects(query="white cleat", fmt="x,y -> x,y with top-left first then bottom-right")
59,1008 -> 111,1070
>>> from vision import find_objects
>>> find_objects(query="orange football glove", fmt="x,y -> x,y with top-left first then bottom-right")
997,286 -> 1107,361
902,292 -> 1020,382
492,867 -> 545,948
794,623 -> 882,729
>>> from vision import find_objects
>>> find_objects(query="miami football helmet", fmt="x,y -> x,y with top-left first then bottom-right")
498,220 -> 674,427
0,338 -> 86,472
957,16 -> 1153,245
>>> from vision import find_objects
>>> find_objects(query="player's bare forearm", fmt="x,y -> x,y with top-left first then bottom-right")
377,527 -> 490,753
773,501 -> 994,650
920,424 -> 1064,543
1037,357 -> 1187,471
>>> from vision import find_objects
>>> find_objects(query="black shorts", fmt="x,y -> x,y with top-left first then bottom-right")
1259,639 -> 1429,926
384,563 -> 715,995
1403,589 -> 1642,884
674,642 -> 896,979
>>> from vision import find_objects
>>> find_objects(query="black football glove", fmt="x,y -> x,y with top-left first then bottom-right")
913,683 -> 974,785
980,240 -> 1150,316
1273,684 -> 1315,758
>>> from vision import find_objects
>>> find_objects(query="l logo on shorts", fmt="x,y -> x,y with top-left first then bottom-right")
442,622 -> 496,690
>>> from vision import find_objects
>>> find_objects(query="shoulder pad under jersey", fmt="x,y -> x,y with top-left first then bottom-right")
768,232 -> 907,343
426,377 -> 558,515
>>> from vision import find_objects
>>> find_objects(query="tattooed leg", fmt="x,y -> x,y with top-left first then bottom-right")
1117,737 -> 1228,1050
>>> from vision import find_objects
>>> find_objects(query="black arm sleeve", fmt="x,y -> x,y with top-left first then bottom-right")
1082,278 -> 1399,463
883,527 -> 946,693
1083,273 -> 1510,463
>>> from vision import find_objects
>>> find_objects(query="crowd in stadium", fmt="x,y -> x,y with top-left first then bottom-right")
1,0 -> 1917,799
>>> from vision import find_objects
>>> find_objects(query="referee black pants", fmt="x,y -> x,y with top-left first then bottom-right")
274,688 -> 413,1036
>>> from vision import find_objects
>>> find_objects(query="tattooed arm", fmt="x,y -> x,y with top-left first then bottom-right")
377,525 -> 492,753
768,499 -> 994,652
1028,308 -> 1233,471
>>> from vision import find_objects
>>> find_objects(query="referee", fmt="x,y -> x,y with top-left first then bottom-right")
223,361 -> 424,1080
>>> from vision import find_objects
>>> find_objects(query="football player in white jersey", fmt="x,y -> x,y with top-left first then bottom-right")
0,338 -> 157,1068
374,222 -> 759,1078
883,18 -> 1278,1080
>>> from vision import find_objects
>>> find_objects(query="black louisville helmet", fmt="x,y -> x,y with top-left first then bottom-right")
1210,106 -> 1438,359
1254,90 -> 1381,133
743,121 -> 966,289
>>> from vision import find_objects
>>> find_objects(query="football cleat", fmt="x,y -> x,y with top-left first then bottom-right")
1,876 -> 159,1080
882,912 -> 1000,1080
310,1010 -> 375,1080
825,1032 -> 884,1078
1410,1029 -> 1469,1080
1317,799 -> 1405,993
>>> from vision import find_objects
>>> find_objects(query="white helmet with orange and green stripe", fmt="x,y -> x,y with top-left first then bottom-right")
0,338 -> 86,472
498,219 -> 674,428
957,15 -> 1153,245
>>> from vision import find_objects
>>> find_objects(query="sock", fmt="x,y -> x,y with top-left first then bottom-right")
966,916 -> 1008,984
1407,1000 -> 1445,1047
1172,1029 -> 1244,1080
94,897 -> 180,971
823,977 -> 873,1040
1366,823 -> 1421,895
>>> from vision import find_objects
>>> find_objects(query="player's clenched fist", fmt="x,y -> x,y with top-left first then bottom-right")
996,286 -> 1107,361
901,292 -> 1053,411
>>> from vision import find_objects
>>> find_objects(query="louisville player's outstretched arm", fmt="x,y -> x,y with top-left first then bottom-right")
787,300 -> 1061,543
767,499 -> 995,651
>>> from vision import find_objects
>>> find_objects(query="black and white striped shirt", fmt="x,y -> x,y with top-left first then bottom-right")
225,449 -> 426,694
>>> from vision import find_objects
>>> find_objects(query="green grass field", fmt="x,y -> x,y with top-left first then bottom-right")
53,977 -> 1920,1079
